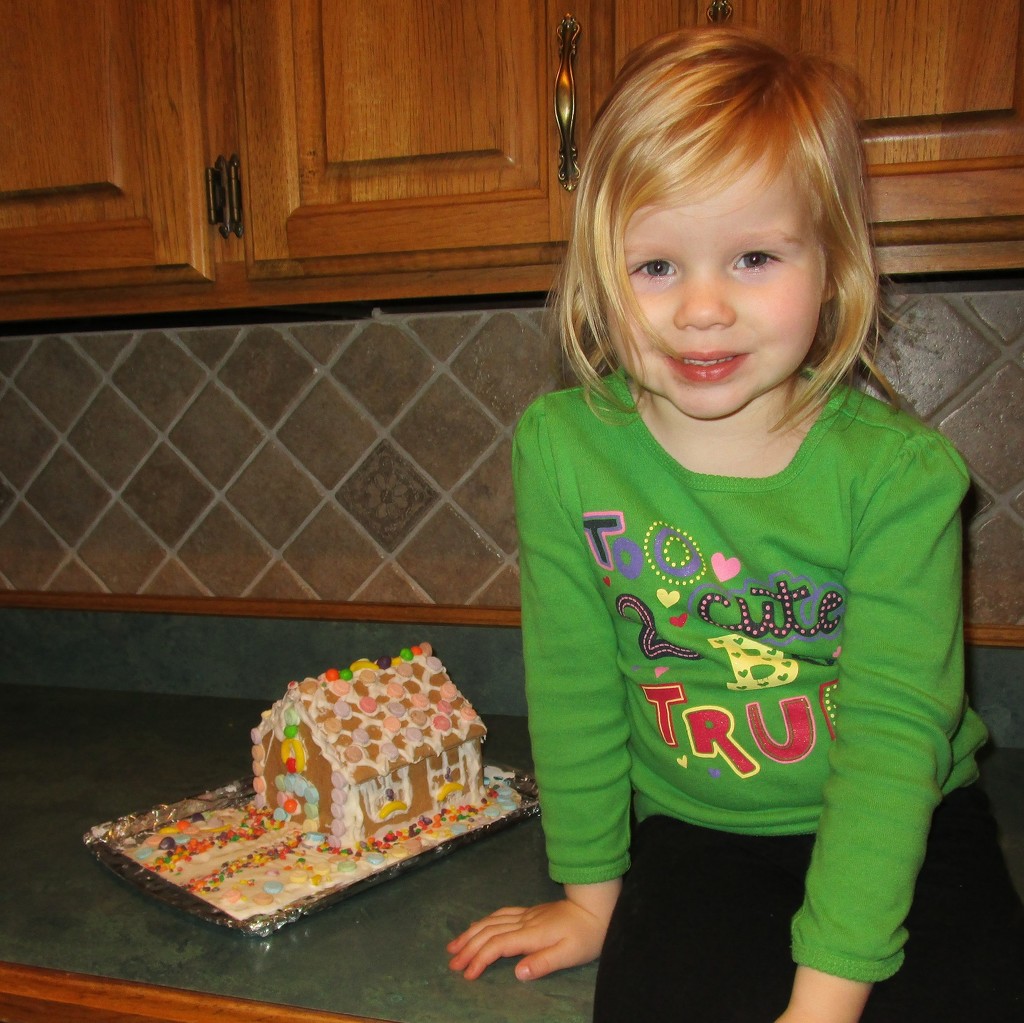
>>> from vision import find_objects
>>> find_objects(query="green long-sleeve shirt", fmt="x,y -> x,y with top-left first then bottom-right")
513,373 -> 988,983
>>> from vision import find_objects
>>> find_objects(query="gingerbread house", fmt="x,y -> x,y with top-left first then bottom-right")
250,643 -> 487,848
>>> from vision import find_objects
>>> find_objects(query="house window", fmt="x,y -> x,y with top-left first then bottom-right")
362,766 -> 413,822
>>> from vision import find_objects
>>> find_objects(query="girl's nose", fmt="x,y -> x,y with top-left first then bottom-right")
672,277 -> 737,330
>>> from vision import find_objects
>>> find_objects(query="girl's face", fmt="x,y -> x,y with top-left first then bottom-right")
619,164 -> 829,450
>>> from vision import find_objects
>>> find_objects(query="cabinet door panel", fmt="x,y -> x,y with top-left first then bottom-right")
802,0 -> 1024,269
324,5 -> 511,168
0,4 -> 116,195
239,0 -> 575,275
801,0 -> 1024,166
609,1 -> 1024,271
634,1 -> 1024,164
0,0 -> 212,289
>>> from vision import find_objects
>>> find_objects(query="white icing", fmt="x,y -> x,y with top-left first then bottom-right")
254,646 -> 486,849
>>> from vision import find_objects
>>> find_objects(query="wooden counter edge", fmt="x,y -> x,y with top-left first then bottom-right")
1,592 -> 1021,648
0,592 -> 521,629
0,961 -> 388,1023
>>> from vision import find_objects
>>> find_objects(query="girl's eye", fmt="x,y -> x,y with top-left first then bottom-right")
634,259 -> 674,277
737,251 -> 773,270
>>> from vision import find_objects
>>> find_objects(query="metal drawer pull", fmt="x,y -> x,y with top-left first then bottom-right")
554,14 -> 581,192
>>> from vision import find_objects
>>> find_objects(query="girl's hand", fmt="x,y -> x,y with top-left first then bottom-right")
447,879 -> 621,982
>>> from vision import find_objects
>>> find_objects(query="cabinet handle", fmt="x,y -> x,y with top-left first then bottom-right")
554,14 -> 581,193
706,1 -> 734,22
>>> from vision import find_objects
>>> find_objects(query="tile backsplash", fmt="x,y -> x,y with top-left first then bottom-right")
1,283 -> 1022,625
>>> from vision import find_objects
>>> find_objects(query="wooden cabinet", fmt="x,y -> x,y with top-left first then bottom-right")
0,0 -> 1022,323
621,0 -> 1024,273
236,0 -> 600,282
0,0 -> 603,319
0,0 -> 214,296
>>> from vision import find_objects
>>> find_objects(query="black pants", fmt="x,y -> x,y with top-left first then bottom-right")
593,786 -> 1024,1022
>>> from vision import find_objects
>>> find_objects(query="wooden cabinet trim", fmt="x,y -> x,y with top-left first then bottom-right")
0,591 -> 1018,648
0,590 -> 521,629
283,195 -> 556,261
0,961 -> 379,1023
869,164 -> 1024,223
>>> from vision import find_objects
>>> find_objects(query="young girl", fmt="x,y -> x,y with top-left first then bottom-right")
447,27 -> 1024,1022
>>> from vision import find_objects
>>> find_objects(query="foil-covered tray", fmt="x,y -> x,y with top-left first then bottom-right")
85,766 -> 538,937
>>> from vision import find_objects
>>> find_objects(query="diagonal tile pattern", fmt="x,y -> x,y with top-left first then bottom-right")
879,288 -> 1024,626
0,290 -> 1021,623
0,310 -> 559,606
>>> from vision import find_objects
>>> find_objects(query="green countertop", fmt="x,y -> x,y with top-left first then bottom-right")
0,685 -> 596,1023
3,684 -> 1021,1023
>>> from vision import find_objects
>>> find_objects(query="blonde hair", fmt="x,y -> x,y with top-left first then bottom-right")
555,27 -> 881,426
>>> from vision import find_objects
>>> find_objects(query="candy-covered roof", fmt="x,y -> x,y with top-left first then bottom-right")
256,642 -> 486,784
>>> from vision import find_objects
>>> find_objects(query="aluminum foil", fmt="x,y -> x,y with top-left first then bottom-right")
84,767 -> 539,937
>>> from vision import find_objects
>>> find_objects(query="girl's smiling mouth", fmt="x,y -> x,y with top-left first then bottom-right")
668,352 -> 746,383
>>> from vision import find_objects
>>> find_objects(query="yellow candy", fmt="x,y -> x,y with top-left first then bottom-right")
280,737 -> 306,771
377,799 -> 409,821
436,781 -> 465,803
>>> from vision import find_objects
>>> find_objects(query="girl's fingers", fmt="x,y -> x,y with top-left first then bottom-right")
447,912 -> 527,968
448,902 -> 592,980
446,907 -> 528,954
455,919 -> 548,980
